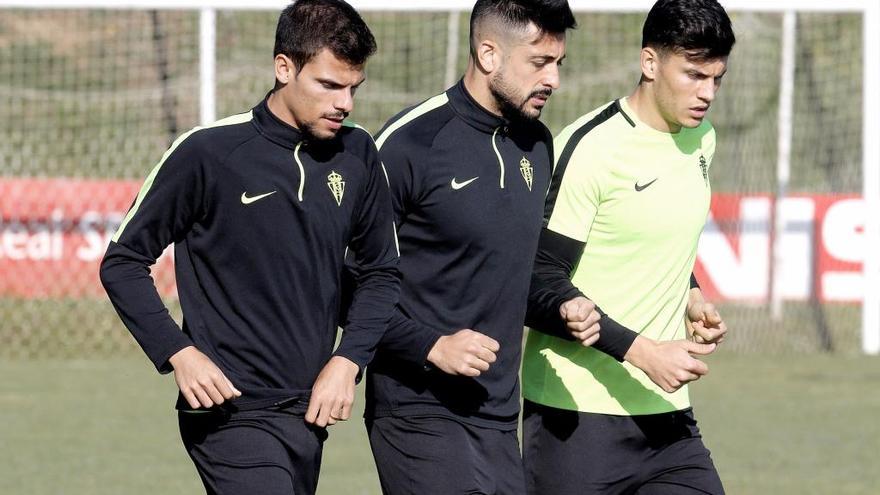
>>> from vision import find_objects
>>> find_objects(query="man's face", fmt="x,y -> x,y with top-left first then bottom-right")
489,24 -> 565,122
278,48 -> 365,140
652,50 -> 728,131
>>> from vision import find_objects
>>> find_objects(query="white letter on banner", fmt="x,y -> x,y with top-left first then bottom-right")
822,198 -> 865,302
698,197 -> 770,300
77,211 -> 109,261
778,197 -> 814,300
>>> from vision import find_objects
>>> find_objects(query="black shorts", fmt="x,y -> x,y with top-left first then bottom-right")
366,415 -> 526,495
179,406 -> 327,495
522,400 -> 724,495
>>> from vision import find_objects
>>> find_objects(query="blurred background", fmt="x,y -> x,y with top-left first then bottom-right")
1,1 -> 877,494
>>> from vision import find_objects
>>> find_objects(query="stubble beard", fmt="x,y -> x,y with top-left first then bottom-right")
300,111 -> 348,142
489,72 -> 550,123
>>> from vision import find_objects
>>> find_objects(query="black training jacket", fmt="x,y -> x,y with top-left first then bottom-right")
100,96 -> 399,411
364,80 -> 553,428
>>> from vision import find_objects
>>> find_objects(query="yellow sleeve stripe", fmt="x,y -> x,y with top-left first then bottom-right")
374,93 -> 448,150
112,111 -> 254,243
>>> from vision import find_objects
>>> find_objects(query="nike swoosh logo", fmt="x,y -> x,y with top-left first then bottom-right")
241,191 -> 277,205
634,179 -> 658,192
451,177 -> 479,190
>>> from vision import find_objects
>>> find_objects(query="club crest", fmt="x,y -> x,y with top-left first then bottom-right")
327,170 -> 345,206
699,154 -> 708,186
520,156 -> 533,191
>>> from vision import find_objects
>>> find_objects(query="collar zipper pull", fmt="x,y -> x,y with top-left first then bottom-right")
491,126 -> 505,189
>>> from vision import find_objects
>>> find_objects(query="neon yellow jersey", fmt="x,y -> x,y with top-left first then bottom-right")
522,97 -> 715,415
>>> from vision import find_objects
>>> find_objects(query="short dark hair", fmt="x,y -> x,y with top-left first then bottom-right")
274,0 -> 377,73
642,0 -> 735,60
469,0 -> 577,55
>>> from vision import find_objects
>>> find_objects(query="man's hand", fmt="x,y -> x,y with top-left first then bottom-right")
169,346 -> 242,409
306,356 -> 360,427
559,296 -> 601,347
687,289 -> 727,344
624,337 -> 716,393
426,329 -> 500,377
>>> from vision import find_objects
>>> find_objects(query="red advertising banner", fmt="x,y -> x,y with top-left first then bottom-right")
693,193 -> 863,303
0,179 -> 866,303
0,178 -> 175,298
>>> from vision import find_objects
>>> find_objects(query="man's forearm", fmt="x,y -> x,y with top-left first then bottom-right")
334,262 -> 400,373
375,308 -> 444,367
100,242 -> 193,373
525,228 -> 639,361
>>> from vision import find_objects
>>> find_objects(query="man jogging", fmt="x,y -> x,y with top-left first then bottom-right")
522,1 -> 735,493
100,1 -> 398,493
359,1 -> 577,493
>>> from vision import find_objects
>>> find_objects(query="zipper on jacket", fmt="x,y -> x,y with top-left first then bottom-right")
491,126 -> 505,189
293,141 -> 305,202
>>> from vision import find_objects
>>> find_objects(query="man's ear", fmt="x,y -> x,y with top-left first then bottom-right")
475,39 -> 501,74
640,47 -> 659,81
275,54 -> 295,85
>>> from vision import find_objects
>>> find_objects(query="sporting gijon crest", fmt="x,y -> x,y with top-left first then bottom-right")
520,156 -> 534,191
327,170 -> 345,206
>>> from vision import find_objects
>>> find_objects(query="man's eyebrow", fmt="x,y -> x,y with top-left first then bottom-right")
531,54 -> 564,62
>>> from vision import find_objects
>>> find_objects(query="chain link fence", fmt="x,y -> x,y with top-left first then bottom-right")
0,8 -> 865,358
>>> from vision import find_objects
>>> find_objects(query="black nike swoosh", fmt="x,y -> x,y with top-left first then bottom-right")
634,179 -> 658,192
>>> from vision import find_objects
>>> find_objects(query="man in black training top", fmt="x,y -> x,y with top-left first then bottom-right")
356,1 -> 578,494
100,1 -> 398,494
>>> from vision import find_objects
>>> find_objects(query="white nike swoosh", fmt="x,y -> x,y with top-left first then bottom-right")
451,177 -> 479,190
241,191 -> 277,205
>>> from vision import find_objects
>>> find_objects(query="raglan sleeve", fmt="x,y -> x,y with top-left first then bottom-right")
371,132 -> 444,367
332,134 -> 401,372
99,132 -> 209,373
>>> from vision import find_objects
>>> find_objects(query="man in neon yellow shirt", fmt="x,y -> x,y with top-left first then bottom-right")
522,0 -> 735,493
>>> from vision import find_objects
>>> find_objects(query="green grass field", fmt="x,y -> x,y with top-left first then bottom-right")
2,352 -> 878,494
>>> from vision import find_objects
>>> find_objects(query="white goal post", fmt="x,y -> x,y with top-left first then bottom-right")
4,0 -> 879,355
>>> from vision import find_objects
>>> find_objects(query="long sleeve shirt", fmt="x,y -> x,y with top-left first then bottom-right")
363,80 -> 553,428
100,96 -> 399,411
